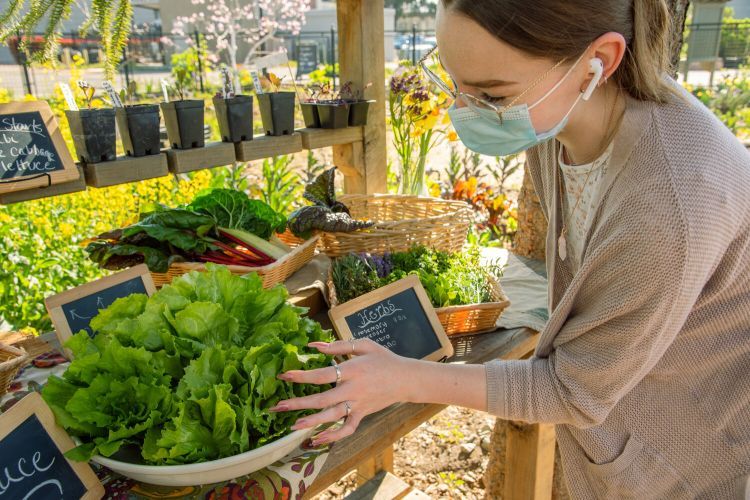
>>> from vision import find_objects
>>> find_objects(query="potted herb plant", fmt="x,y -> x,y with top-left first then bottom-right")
341,81 -> 374,127
300,83 -> 322,129
314,81 -> 350,130
160,66 -> 205,149
213,67 -> 254,143
65,80 -> 117,163
256,73 -> 296,136
115,81 -> 161,157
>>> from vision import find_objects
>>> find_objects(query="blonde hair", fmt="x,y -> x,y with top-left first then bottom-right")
443,0 -> 675,102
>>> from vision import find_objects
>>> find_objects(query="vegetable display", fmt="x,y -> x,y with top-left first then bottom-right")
332,246 -> 503,307
288,168 -> 374,238
41,264 -> 333,465
85,189 -> 290,273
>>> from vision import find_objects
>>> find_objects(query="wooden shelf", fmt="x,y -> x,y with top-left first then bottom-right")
299,127 -> 364,149
0,166 -> 87,205
83,153 -> 169,188
234,133 -> 303,162
166,142 -> 237,174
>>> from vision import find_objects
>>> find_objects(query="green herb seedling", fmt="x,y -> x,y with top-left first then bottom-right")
119,80 -> 138,106
77,80 -> 96,109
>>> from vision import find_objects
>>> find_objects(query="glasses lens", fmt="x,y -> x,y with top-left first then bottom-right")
420,48 -> 456,97
459,93 -> 499,112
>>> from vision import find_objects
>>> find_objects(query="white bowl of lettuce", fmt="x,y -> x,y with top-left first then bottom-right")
42,265 -> 333,487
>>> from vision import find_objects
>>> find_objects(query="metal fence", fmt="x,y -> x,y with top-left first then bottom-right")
1,22 -> 748,98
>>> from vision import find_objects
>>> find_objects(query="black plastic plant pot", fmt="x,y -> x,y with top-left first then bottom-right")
115,104 -> 161,157
348,100 -> 374,127
300,102 -> 321,128
257,92 -> 296,136
160,99 -> 205,149
213,95 -> 254,143
317,102 -> 351,129
65,108 -> 117,163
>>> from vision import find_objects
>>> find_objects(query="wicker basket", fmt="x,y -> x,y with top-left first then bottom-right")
0,343 -> 29,396
328,270 -> 511,337
318,194 -> 473,258
0,331 -> 53,360
150,234 -> 320,288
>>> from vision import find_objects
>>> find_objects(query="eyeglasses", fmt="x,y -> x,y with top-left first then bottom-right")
419,46 -> 568,120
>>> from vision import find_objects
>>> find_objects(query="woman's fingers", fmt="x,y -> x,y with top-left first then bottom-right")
308,338 -> 381,356
270,389 -> 340,412
278,365 -> 337,385
290,402 -> 347,430
312,413 -> 362,445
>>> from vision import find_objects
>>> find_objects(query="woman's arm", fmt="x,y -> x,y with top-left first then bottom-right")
270,339 -> 487,445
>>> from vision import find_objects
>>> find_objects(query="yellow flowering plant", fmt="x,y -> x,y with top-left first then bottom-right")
388,64 -> 452,195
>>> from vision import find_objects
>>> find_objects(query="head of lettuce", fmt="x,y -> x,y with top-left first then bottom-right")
41,264 -> 333,465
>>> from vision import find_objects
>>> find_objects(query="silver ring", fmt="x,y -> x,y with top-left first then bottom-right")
343,400 -> 352,419
332,361 -> 342,384
349,338 -> 356,355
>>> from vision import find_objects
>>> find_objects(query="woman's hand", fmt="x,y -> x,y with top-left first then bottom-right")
269,338 -> 416,446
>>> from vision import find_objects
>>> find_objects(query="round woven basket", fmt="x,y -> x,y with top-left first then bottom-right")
0,342 -> 29,396
318,194 -> 473,258
150,234 -> 319,289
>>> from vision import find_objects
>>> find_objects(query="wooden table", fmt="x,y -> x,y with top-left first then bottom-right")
305,326 -> 555,499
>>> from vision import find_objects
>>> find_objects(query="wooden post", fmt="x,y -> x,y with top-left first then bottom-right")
504,422 -> 556,500
356,446 -> 394,486
334,0 -> 388,194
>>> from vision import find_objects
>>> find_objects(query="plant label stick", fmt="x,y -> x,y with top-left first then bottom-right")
251,70 -> 263,94
102,81 -> 122,108
161,79 -> 170,103
59,83 -> 79,111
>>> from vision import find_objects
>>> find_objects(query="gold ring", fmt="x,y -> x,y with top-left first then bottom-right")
332,361 -> 342,384
349,338 -> 356,355
343,400 -> 352,419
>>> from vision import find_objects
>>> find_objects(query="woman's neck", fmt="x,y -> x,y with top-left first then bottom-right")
557,81 -> 625,165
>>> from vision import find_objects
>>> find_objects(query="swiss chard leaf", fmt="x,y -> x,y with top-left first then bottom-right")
189,189 -> 286,239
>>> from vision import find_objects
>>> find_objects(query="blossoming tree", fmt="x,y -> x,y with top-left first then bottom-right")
173,0 -> 311,90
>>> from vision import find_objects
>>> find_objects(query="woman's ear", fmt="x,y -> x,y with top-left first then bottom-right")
581,32 -> 628,92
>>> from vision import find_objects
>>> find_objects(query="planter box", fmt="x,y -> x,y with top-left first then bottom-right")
213,95 -> 254,143
257,92 -> 296,136
317,102 -> 350,129
300,102 -> 321,128
116,104 -> 161,157
160,100 -> 205,149
65,108 -> 117,163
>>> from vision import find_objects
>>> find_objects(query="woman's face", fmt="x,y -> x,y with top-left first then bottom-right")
435,4 -> 589,132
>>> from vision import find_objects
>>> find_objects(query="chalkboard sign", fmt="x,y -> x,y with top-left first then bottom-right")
329,275 -> 453,361
0,393 -> 103,499
45,264 -> 156,352
296,43 -> 320,78
0,102 -> 78,194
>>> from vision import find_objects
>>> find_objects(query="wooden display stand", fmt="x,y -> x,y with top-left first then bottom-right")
166,142 -> 237,174
0,165 -> 86,204
234,134 -> 303,162
82,154 -> 169,188
299,127 -> 364,150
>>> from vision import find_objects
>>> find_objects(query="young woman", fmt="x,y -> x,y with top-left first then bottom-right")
271,1 -> 750,497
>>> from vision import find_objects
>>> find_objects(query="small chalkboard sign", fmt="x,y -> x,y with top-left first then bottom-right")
0,101 -> 79,194
296,43 -> 320,78
329,275 -> 453,361
0,393 -> 103,499
45,264 -> 156,351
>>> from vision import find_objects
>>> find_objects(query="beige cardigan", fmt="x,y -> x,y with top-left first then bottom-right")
485,81 -> 750,499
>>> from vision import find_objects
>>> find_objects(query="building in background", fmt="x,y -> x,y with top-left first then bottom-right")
727,0 -> 750,17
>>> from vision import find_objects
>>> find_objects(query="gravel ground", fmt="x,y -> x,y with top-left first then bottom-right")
315,406 -> 496,499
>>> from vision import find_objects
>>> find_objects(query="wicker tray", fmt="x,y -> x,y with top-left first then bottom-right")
319,194 -> 473,258
150,234 -> 320,288
328,270 -> 511,336
0,343 -> 29,396
0,331 -> 53,359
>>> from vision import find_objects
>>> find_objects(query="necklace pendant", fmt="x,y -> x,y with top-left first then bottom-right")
558,234 -> 568,261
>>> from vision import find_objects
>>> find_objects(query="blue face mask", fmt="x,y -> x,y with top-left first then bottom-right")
448,53 -> 589,157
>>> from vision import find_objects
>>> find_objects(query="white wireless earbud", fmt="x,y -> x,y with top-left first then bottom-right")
582,58 -> 604,101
